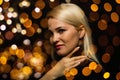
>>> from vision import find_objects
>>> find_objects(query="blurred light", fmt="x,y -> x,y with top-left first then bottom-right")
35,0 -> 45,9
8,7 -> 14,12
112,36 -> 120,46
17,62 -> 24,69
0,24 -> 6,31
101,14 -> 110,22
37,28 -> 42,34
0,0 -> 3,5
0,56 -> 7,65
69,68 -> 78,76
4,0 -> 9,2
19,0 -> 30,8
0,7 -> 2,12
35,7 -> 40,13
116,72 -> 120,80
26,27 -> 35,37
23,39 -> 31,45
16,49 -> 25,59
11,44 -> 18,50
102,53 -> 111,63
2,2 -> 10,9
31,9 -> 42,19
0,14 -> 4,21
12,12 -> 18,18
7,12 -> 13,18
94,64 -> 102,73
22,66 -> 32,76
34,72 -> 41,78
50,0 -> 55,2
89,12 -> 99,21
115,0 -> 120,4
19,12 -> 29,24
103,72 -> 110,79
40,18 -> 48,28
5,31 -> 14,40
92,0 -> 101,4
23,19 -> 32,28
21,29 -> 27,35
91,4 -> 99,12
89,62 -> 97,70
104,2 -> 112,12
6,19 -> 12,25
110,12 -> 119,23
105,45 -> 114,55
82,67 -> 92,76
36,40 -> 43,47
12,27 -> 17,33
0,38 -> 3,44
98,19 -> 108,30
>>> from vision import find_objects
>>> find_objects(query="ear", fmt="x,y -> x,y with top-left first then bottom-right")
78,25 -> 86,39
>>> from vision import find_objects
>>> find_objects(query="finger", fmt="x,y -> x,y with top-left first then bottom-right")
68,58 -> 87,69
66,46 -> 80,58
70,55 -> 88,61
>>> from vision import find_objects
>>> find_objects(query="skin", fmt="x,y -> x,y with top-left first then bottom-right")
48,18 -> 81,56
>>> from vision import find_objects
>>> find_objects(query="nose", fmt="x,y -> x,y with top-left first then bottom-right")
51,33 -> 59,43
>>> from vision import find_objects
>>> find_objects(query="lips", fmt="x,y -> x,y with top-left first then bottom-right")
55,45 -> 63,49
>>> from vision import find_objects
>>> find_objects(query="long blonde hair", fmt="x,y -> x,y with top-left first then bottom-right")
47,3 -> 99,62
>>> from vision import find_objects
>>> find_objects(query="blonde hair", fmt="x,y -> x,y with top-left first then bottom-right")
47,3 -> 99,62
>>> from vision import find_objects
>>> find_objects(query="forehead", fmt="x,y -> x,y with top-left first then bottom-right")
48,18 -> 74,30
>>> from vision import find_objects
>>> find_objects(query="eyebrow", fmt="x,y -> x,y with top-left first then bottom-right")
55,27 -> 62,31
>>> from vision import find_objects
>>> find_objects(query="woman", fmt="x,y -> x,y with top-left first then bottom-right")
40,3 -> 104,80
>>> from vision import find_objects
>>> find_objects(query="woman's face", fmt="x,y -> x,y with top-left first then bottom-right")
48,18 -> 81,56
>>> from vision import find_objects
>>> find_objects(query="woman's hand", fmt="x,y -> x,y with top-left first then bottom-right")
40,47 -> 88,80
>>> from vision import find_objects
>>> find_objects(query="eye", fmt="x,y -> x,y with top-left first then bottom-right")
57,29 -> 65,34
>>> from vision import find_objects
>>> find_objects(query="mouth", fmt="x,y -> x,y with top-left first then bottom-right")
55,45 -> 63,50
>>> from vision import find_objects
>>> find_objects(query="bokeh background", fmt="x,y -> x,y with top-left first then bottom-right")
0,0 -> 120,80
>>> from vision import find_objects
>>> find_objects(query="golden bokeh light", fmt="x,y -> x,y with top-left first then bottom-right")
35,0 -> 46,10
94,64 -> 102,73
89,12 -> 99,21
103,72 -> 110,79
102,53 -> 111,63
98,19 -> 108,30
90,4 -> 99,12
112,36 -> 120,46
115,0 -> 120,4
0,0 -> 3,5
82,67 -> 92,76
16,49 -> 25,59
2,2 -> 10,9
69,68 -> 78,76
104,2 -> 112,12
23,19 -> 32,28
0,56 -> 7,65
110,12 -> 119,23
89,62 -> 97,70
116,72 -> 120,80
31,9 -> 42,19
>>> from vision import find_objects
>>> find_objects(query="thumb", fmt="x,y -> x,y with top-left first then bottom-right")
66,46 -> 80,58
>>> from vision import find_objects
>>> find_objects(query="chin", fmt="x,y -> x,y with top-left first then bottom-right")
57,52 -> 67,57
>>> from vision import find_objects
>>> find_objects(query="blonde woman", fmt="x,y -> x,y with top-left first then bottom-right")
40,3 -> 104,80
